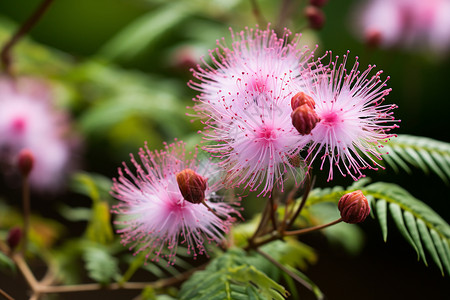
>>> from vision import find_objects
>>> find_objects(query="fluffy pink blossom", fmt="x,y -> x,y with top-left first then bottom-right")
356,0 -> 450,53
0,77 -> 75,190
301,53 -> 399,181
189,26 -> 316,196
111,140 -> 239,264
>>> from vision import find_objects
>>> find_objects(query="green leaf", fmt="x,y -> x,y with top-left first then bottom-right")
389,203 -> 418,257
179,248 -> 288,300
85,201 -> 114,244
82,244 -> 121,284
382,135 -> 450,183
404,211 -> 427,264
305,180 -> 450,276
70,172 -> 113,204
375,199 -> 388,242
0,251 -> 15,273
417,219 -> 443,275
98,2 -> 191,61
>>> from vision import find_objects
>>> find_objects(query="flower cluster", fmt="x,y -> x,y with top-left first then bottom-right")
0,77 -> 75,190
111,140 -> 239,264
112,25 -> 398,263
190,26 -> 398,195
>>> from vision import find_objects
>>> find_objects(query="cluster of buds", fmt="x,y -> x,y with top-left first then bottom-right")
291,92 -> 321,135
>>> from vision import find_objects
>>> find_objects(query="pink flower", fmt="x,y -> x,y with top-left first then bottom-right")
189,26 -> 316,196
111,140 -> 239,264
0,77 -> 75,190
301,53 -> 399,181
355,0 -> 450,54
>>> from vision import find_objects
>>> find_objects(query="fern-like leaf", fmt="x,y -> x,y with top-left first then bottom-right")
307,181 -> 450,276
179,248 -> 288,300
382,134 -> 450,183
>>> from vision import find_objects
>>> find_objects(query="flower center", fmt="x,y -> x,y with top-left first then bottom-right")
11,117 -> 26,134
321,111 -> 339,126
258,127 -> 276,141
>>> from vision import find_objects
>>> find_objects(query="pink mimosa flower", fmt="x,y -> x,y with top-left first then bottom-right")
356,0 -> 450,54
0,77 -> 75,190
111,140 -> 239,264
189,26 -> 316,196
301,53 -> 399,181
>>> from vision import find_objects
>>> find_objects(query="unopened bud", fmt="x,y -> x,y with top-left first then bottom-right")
291,105 -> 320,135
310,0 -> 328,7
338,190 -> 371,224
176,168 -> 207,204
7,227 -> 22,250
17,149 -> 34,177
366,29 -> 382,48
291,92 -> 316,110
305,6 -> 326,30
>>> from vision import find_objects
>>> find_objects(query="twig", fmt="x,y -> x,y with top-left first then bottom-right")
249,0 -> 267,26
247,196 -> 272,247
268,193 -> 278,231
21,175 -> 30,255
255,248 -> 314,292
275,0 -> 294,34
284,218 -> 343,236
0,0 -> 54,75
0,288 -> 14,300
36,263 -> 204,294
285,176 -> 315,230
12,254 -> 39,291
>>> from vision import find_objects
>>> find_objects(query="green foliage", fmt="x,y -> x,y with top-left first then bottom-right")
70,172 -> 114,244
179,248 -> 289,300
0,251 -> 15,273
382,134 -> 450,183
82,243 -> 121,285
306,180 -> 450,276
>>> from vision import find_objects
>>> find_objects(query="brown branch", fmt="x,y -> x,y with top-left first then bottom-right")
0,288 -> 14,300
1,0 -> 54,75
21,176 -> 30,255
285,176 -> 315,230
36,263 -> 204,294
12,254 -> 39,291
284,218 -> 343,236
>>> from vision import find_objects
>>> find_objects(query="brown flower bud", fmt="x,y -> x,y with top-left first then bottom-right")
338,190 -> 371,224
291,92 -> 316,111
310,0 -> 328,7
17,149 -> 34,177
366,29 -> 382,48
291,105 -> 320,135
176,168 -> 207,204
305,6 -> 326,30
7,227 -> 22,250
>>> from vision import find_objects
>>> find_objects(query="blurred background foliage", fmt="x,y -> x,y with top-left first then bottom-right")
0,0 -> 449,299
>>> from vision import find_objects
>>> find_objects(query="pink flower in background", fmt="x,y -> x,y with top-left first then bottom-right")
0,77 -> 76,190
300,53 -> 399,181
189,26 -> 316,196
356,0 -> 450,53
111,140 -> 238,264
